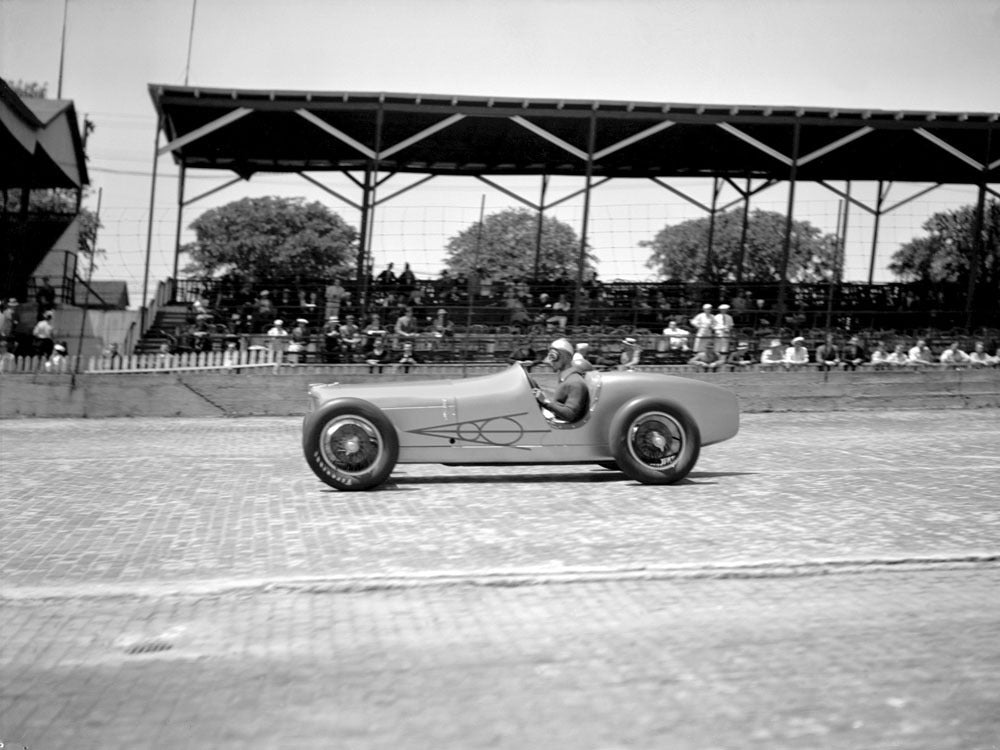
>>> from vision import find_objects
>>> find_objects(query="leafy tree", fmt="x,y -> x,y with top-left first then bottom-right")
181,196 -> 358,282
642,208 -> 840,283
443,207 -> 596,281
8,79 -> 48,98
889,200 -> 1000,293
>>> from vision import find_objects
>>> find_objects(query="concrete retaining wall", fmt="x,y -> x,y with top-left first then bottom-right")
2,366 -> 998,419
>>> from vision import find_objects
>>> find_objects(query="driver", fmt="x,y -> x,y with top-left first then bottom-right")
531,338 -> 589,422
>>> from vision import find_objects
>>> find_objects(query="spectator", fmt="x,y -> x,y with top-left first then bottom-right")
364,333 -> 392,373
870,342 -> 890,370
32,310 -> 56,358
726,341 -> 754,371
253,290 -> 275,332
814,334 -> 840,372
968,342 -> 996,368
713,304 -> 734,354
1,298 -> 19,354
760,338 -> 784,371
689,339 -> 723,372
323,316 -> 342,363
508,336 -> 540,369
35,276 -> 57,318
397,262 -> 417,297
783,336 -> 810,370
907,339 -> 935,367
398,340 -> 420,373
375,262 -> 396,293
287,318 -> 310,363
885,343 -> 911,368
266,319 -> 288,361
339,314 -> 362,362
0,338 -> 14,372
841,336 -> 867,371
394,306 -> 419,343
939,342 -> 971,368
45,341 -> 69,371
430,308 -> 454,338
102,342 -> 122,368
690,304 -> 714,353
324,278 -> 346,321
618,337 -> 642,370
546,294 -> 571,331
661,320 -> 690,352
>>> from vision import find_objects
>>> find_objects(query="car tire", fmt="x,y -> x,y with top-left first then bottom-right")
609,400 -> 700,485
303,399 -> 399,491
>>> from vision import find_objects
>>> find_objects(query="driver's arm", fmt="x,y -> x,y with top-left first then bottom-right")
543,380 -> 587,421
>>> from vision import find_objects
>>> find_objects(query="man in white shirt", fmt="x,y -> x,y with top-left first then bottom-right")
713,304 -> 734,354
783,336 -> 810,369
939,342 -> 971,368
690,304 -> 714,353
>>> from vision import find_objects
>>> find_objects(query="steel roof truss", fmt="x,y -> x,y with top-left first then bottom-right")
509,116 -> 589,161
796,127 -> 874,166
649,177 -> 713,213
883,184 -> 944,214
296,109 -> 376,159
915,128 -> 987,172
182,176 -> 244,207
543,177 -> 612,210
297,172 -> 362,211
375,174 -> 437,207
474,176 -> 540,210
379,114 -> 466,159
816,180 -> 879,216
158,107 -> 252,156
591,120 -> 675,161
716,122 -> 793,166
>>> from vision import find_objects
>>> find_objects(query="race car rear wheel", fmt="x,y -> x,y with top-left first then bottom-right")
303,399 -> 399,491
609,401 -> 700,485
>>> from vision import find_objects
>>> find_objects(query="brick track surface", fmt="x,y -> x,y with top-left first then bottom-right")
1,410 -> 999,749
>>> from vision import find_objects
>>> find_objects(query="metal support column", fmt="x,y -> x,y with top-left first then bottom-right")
776,123 -> 801,316
141,115 -> 162,332
356,106 -> 384,316
702,177 -> 722,281
735,176 -> 751,285
867,181 -> 887,285
171,163 -> 186,280
533,174 -> 549,282
574,112 -> 597,327
965,182 -> 987,329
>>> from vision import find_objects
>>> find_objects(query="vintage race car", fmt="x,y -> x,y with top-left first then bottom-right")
302,364 -> 739,491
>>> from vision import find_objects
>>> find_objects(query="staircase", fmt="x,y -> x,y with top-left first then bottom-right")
133,304 -> 191,354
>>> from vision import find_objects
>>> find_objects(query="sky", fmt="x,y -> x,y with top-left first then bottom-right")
3,0 -> 999,308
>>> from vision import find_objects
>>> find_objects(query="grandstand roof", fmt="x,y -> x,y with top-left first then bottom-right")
0,78 -> 89,190
149,84 -> 999,185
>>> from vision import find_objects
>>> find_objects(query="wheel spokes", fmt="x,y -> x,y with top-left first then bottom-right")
629,414 -> 683,469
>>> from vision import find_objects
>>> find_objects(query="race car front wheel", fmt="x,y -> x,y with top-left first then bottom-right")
609,400 -> 700,485
303,399 -> 399,491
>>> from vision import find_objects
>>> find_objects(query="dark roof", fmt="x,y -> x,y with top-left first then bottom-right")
149,84 -> 999,185
0,78 -> 89,190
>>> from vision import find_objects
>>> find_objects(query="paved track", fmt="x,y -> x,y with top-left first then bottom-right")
1,410 -> 999,749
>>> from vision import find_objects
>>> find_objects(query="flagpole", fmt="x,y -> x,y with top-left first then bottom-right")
184,0 -> 198,85
57,0 -> 69,97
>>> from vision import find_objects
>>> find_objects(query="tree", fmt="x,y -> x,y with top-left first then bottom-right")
641,208 -> 840,283
181,196 -> 358,282
443,207 -> 595,281
889,200 -> 1000,292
